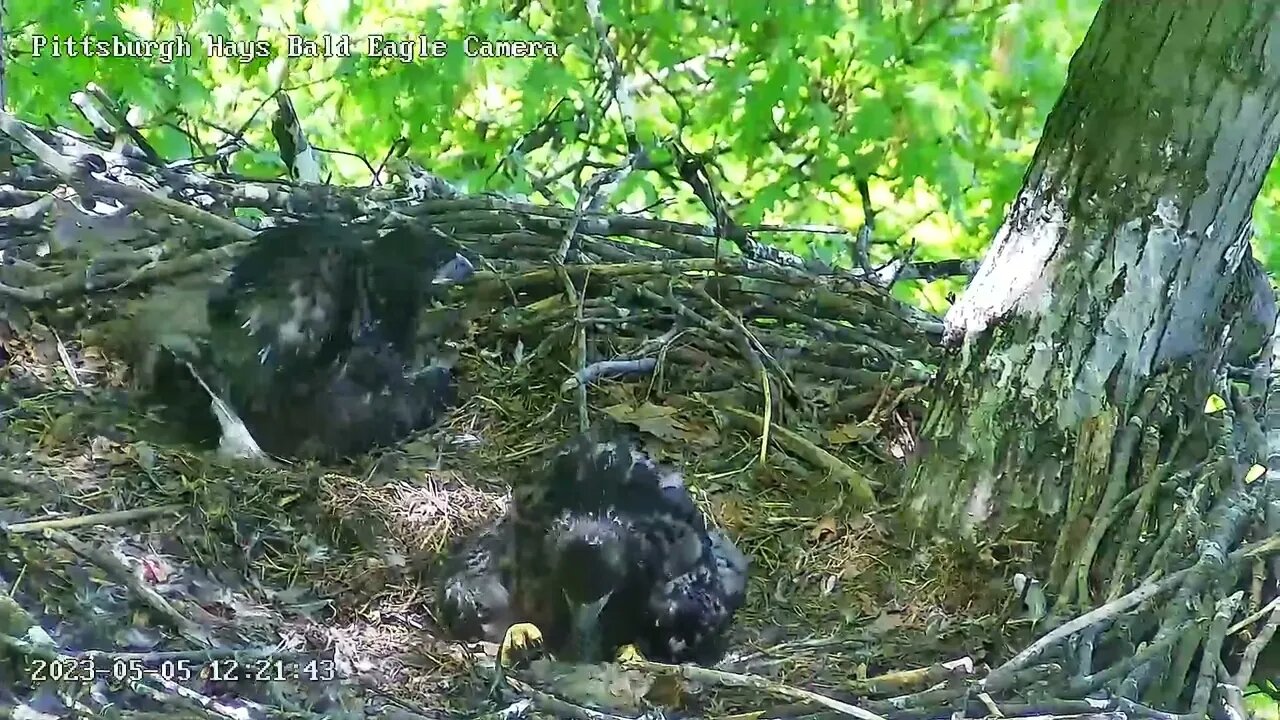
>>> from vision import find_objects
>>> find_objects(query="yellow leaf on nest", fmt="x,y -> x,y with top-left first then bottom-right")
824,422 -> 877,445
1204,393 -> 1227,414
603,402 -> 716,445
1246,464 -> 1267,484
604,402 -> 684,440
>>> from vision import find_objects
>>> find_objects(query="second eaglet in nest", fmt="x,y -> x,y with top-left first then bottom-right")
436,427 -> 749,665
151,220 -> 474,460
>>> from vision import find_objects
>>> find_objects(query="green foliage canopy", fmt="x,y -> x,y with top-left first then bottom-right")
15,0 -> 1280,310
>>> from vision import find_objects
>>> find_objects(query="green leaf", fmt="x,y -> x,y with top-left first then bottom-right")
1245,687 -> 1280,720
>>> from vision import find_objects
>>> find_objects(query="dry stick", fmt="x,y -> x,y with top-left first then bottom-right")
0,112 -> 75,177
627,657 -> 888,720
85,83 -> 159,164
0,238 -> 248,303
895,663 -> 1060,713
103,239 -> 248,294
687,283 -> 792,464
553,167 -> 620,432
1108,433 -> 1186,600
412,196 -> 954,314
624,324 -> 683,360
1228,593 -> 1280,636
725,635 -> 849,665
573,268 -> 591,432
3,504 -> 183,534
1234,601 -> 1280,688
135,672 -> 283,720
1151,474 -> 1259,702
553,162 -> 622,264
1250,557 -> 1267,620
561,358 -> 658,391
758,363 -> 773,464
1130,464 -> 1206,571
0,194 -> 53,220
88,179 -> 252,239
49,328 -> 81,387
845,658 -> 975,697
1158,591 -> 1210,708
474,257 -> 720,291
722,406 -> 876,507
551,264 -> 589,432
987,531 -> 1280,689
473,700 -> 535,720
1060,378 -> 1168,611
1187,591 -> 1239,712
39,527 -> 210,646
628,284 -> 797,447
1066,619 -> 1196,696
974,692 -> 1002,717
691,285 -> 771,459
504,675 -> 632,720
689,282 -> 799,401
1191,591 -> 1242,718
0,111 -> 251,241
1223,687 -> 1250,720
1142,506 -> 1190,586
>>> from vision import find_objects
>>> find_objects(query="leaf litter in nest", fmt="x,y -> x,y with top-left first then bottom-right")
603,401 -> 718,446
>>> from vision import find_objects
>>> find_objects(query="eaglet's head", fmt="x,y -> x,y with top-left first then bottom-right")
548,512 -> 630,603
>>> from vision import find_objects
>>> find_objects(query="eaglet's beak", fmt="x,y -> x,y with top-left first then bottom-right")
566,591 -> 613,662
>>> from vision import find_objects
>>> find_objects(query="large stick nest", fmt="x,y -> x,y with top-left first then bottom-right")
0,120 -> 1086,720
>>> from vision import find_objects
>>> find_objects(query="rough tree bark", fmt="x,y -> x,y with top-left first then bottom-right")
906,0 -> 1280,608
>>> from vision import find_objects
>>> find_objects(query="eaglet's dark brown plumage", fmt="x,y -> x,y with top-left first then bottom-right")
149,220 -> 474,460
436,427 -> 749,664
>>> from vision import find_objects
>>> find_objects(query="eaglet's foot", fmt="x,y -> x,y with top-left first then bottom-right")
488,622 -> 545,698
498,622 -> 545,668
615,643 -> 645,665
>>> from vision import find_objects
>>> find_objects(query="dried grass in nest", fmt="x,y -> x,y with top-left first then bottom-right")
317,468 -> 507,559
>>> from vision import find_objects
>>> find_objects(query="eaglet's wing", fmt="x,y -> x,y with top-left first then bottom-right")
208,222 -> 362,373
436,517 -> 514,643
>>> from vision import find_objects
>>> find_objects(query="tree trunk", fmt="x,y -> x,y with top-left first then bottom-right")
905,0 -> 1280,608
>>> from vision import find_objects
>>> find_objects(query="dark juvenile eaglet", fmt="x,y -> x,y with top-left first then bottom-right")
151,221 -> 474,460
436,427 -> 749,663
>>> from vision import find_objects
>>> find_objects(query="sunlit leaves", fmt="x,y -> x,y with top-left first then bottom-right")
3,0 -> 1113,308
155,0 -> 197,26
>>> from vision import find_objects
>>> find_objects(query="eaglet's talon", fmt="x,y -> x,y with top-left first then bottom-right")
499,622 -> 545,667
487,622 -> 544,698
615,643 -> 645,665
